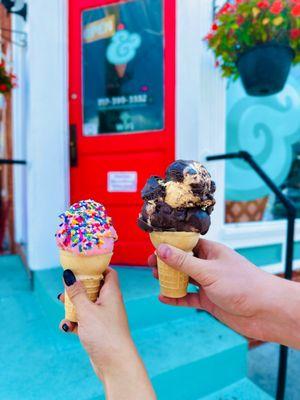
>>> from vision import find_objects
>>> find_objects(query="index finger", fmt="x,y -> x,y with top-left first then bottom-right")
193,238 -> 226,260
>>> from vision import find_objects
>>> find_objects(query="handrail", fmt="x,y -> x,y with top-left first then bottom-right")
207,150 -> 296,400
0,159 -> 26,165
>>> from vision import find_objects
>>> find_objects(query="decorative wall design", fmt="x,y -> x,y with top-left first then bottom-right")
226,67 -> 300,201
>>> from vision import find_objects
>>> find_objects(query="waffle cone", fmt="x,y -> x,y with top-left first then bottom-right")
59,250 -> 113,322
115,63 -> 127,78
150,232 -> 199,298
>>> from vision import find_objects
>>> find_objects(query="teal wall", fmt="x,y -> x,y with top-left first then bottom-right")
236,244 -> 282,267
294,242 -> 300,260
226,67 -> 300,202
236,242 -> 300,267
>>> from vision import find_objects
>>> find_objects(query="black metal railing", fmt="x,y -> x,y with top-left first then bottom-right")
0,159 -> 26,165
207,150 -> 296,400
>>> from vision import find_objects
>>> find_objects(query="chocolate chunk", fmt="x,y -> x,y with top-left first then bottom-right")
206,205 -> 214,215
211,180 -> 216,194
191,182 -> 207,197
137,217 -> 153,232
166,160 -> 191,182
141,176 -> 165,201
150,202 -> 175,230
185,209 -> 211,234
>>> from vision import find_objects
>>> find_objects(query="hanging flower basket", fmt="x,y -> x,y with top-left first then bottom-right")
204,0 -> 300,97
237,42 -> 294,95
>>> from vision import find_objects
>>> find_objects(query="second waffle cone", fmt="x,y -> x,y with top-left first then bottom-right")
150,231 -> 199,298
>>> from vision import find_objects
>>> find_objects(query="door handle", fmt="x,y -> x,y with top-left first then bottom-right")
69,124 -> 78,167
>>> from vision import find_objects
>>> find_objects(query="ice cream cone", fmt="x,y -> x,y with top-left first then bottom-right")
150,231 -> 199,298
115,63 -> 127,78
60,250 -> 113,322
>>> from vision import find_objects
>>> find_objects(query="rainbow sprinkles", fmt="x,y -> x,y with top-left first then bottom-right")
55,199 -> 118,255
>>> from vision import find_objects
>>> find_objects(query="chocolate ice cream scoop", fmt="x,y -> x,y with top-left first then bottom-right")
138,160 -> 216,234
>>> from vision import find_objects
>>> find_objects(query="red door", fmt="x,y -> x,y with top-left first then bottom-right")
69,0 -> 175,265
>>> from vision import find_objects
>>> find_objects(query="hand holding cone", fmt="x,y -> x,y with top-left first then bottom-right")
150,232 -> 199,298
55,199 -> 118,322
138,160 -> 216,298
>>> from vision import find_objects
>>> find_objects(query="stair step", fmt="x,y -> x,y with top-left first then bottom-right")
0,291 -> 102,399
133,313 -> 247,400
201,378 -> 273,400
0,255 -> 30,294
1,257 -> 249,400
34,266 -> 198,332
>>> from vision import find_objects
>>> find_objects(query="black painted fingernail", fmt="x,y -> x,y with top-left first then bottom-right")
62,323 -> 69,332
57,293 -> 62,300
63,269 -> 76,286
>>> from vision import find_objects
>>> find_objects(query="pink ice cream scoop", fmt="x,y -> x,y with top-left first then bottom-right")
55,199 -> 118,322
55,199 -> 118,255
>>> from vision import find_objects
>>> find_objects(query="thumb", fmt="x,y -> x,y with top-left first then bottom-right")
156,244 -> 214,285
63,269 -> 91,315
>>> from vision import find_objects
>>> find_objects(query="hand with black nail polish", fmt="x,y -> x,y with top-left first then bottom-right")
58,267 -> 156,400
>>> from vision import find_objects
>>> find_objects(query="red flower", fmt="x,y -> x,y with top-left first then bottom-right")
257,0 -> 270,8
217,2 -> 234,16
291,4 -> 300,15
0,84 -> 8,92
270,0 -> 284,14
291,28 -> 300,38
237,15 -> 245,24
204,32 -> 214,41
211,23 -> 218,31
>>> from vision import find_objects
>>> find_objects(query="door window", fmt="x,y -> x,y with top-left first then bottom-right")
82,0 -> 164,136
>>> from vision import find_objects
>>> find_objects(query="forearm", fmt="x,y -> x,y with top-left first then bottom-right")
263,276 -> 300,349
102,344 -> 156,400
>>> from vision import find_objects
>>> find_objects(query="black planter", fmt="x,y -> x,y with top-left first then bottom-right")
236,43 -> 294,97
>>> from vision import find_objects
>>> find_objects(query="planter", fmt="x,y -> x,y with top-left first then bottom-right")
225,196 -> 268,223
237,43 -> 294,97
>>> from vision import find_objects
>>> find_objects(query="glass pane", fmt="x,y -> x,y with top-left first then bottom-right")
225,66 -> 300,223
82,0 -> 164,136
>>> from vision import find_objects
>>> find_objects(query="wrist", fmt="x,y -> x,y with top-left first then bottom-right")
261,276 -> 300,348
103,337 -> 141,375
101,340 -> 156,400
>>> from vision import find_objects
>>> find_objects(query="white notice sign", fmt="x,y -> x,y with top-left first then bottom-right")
108,172 -> 137,193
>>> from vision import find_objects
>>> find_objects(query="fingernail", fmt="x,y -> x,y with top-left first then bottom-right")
63,269 -> 76,286
57,293 -> 62,300
62,323 -> 69,332
157,244 -> 171,259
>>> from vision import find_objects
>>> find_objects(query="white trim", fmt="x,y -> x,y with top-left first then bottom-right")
26,0 -> 69,270
176,0 -> 226,244
219,219 -> 300,248
262,260 -> 300,275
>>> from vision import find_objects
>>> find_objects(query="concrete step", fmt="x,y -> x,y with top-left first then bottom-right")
34,265 -> 248,399
133,313 -> 247,400
201,378 -> 273,400
1,256 -> 249,400
0,291 -> 101,400
34,266 -> 199,332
